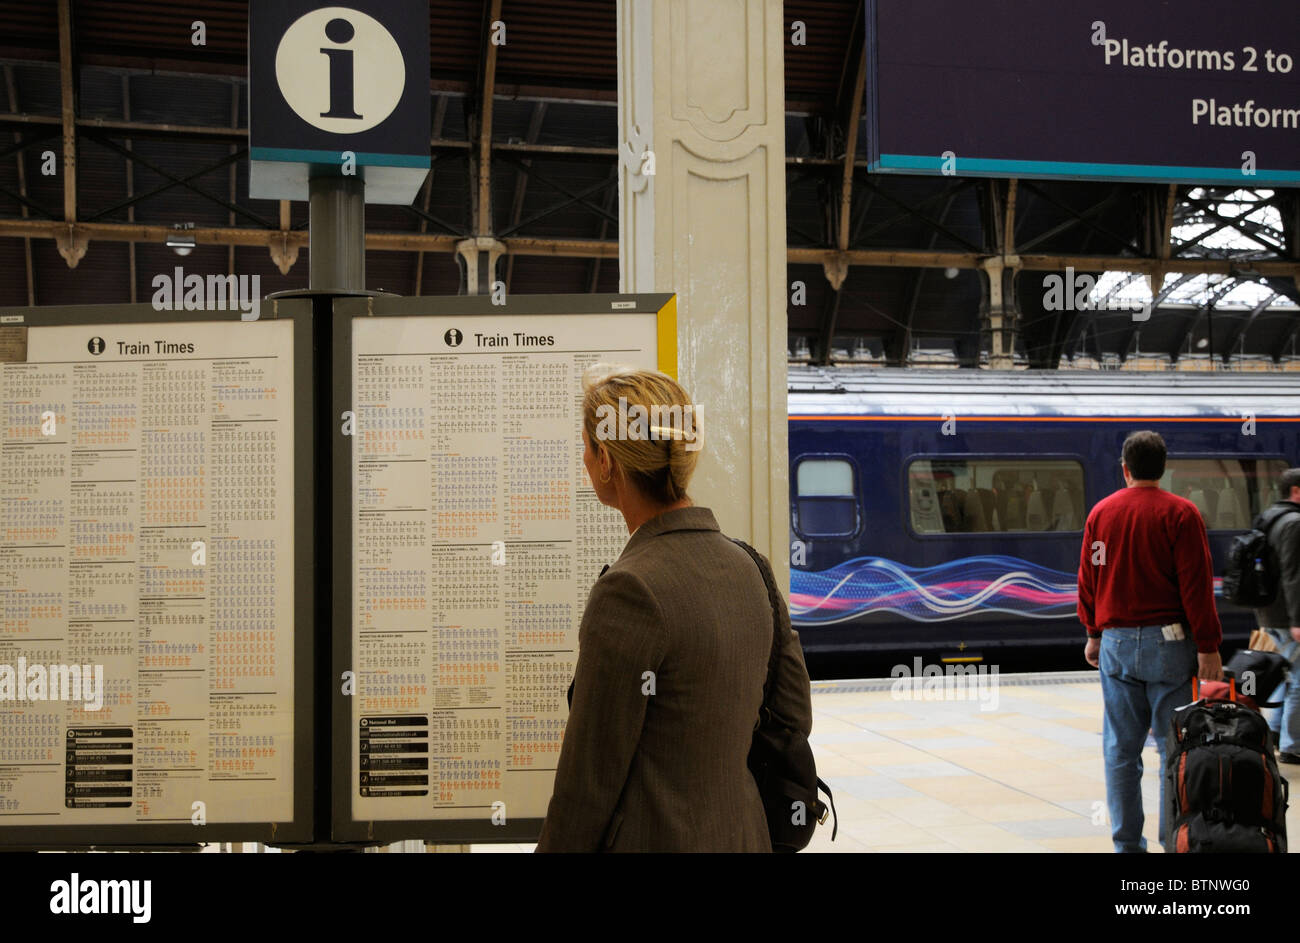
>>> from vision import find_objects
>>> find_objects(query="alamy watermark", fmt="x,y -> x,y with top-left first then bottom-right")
151,266 -> 261,321
0,659 -> 104,711
50,873 -> 150,923
593,396 -> 703,452
889,658 -> 1000,712
1042,267 -> 1151,322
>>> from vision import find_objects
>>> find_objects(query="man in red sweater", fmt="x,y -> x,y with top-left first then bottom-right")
1078,430 -> 1223,853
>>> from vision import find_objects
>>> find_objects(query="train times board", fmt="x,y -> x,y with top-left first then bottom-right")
0,309 -> 309,844
338,294 -> 675,841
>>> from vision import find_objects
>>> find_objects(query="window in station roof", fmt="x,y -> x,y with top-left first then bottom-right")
1086,189 -> 1297,315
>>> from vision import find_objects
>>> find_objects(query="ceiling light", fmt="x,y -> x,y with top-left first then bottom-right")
167,223 -> 196,257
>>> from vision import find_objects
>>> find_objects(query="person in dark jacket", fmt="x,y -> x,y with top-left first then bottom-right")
1253,466 -> 1300,764
536,365 -> 813,852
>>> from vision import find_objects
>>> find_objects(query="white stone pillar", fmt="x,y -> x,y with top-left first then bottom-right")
617,0 -> 790,589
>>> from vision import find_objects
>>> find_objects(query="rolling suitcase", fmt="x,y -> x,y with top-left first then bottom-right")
1164,673 -> 1289,854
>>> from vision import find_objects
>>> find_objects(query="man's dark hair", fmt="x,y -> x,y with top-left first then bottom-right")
1280,467 -> 1300,500
1122,430 -> 1167,481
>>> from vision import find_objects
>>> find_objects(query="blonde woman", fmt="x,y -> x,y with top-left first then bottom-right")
536,365 -> 813,852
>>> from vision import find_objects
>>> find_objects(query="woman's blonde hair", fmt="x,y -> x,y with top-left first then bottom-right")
581,364 -> 702,504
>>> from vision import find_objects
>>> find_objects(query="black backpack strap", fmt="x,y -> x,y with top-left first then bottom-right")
730,538 -> 783,708
817,778 -> 838,840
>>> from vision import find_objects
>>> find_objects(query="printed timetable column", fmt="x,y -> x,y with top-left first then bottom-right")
0,361 -> 74,816
426,354 -> 504,811
354,352 -> 435,806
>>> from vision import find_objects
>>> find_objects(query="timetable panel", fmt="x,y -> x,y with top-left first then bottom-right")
0,320 -> 295,828
351,312 -> 659,825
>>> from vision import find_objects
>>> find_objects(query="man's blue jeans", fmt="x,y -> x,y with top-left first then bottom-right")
1099,626 -> 1197,853
1263,628 -> 1300,754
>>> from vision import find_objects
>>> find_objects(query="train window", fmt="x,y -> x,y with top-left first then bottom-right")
795,458 -> 859,537
908,458 -> 1086,535
1159,458 -> 1289,531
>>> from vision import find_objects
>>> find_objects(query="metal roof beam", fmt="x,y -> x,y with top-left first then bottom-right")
1169,278 -> 1238,361
471,0 -> 504,236
834,5 -> 866,255
504,101 -> 547,291
493,154 -> 617,233
1273,315 -> 1300,361
858,176 -> 983,252
1220,290 -> 1281,359
57,0 -> 75,226
80,137 -> 254,224
124,75 -> 137,301
585,164 -> 619,293
414,96 -> 449,295
1117,271 -> 1197,358
4,64 -> 35,305
1178,194 -> 1285,256
785,247 -> 1300,277
5,220 -> 1300,277
895,192 -> 959,365
0,180 -> 57,218
1017,182 -> 1139,255
0,218 -> 621,258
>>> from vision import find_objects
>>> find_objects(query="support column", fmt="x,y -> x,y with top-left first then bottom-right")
977,180 -> 1021,369
455,236 -> 507,296
979,257 -> 1022,370
617,0 -> 790,588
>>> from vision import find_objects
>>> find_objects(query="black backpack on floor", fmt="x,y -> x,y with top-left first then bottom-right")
1164,679 -> 1289,854
1222,505 -> 1300,607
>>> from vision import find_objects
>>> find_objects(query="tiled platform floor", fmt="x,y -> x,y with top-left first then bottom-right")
474,671 -> 1299,853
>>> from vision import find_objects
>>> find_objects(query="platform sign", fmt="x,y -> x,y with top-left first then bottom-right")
249,1 -> 431,203
865,0 -> 1300,185
0,302 -> 314,846
331,293 -> 676,843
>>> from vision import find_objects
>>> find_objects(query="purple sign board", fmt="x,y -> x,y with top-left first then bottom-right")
865,1 -> 1300,185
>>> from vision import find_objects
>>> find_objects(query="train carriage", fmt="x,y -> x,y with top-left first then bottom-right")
787,367 -> 1300,674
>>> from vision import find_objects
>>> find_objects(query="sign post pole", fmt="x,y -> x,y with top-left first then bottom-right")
309,176 -> 365,292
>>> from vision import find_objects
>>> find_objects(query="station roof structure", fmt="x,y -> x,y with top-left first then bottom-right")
0,0 -> 1296,368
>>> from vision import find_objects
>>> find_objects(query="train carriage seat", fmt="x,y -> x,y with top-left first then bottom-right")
976,488 -> 997,531
938,488 -> 965,533
1002,492 -> 1026,530
1185,487 -> 1213,524
1024,489 -> 1048,530
1215,482 -> 1249,530
1050,483 -> 1079,530
961,489 -> 988,531
992,471 -> 1026,530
